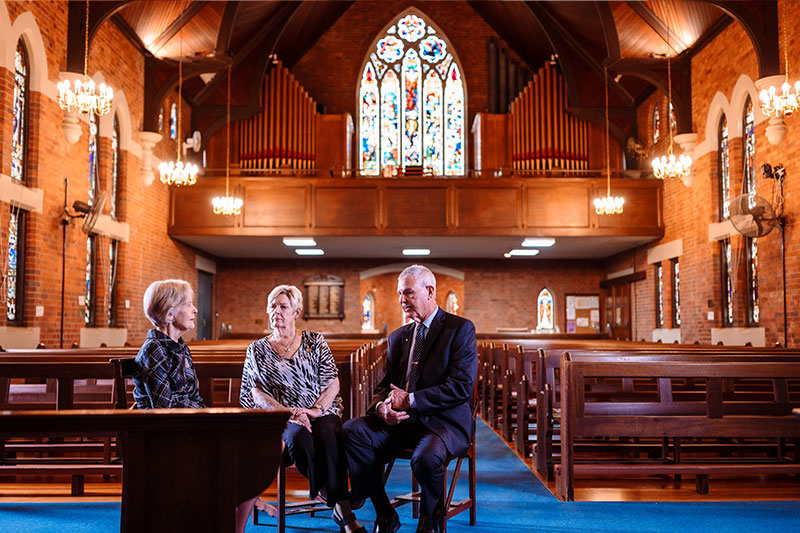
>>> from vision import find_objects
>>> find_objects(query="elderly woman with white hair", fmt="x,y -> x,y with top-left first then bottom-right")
240,284 -> 364,533
133,279 -> 204,409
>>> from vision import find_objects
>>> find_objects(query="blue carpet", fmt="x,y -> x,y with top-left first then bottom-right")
2,419 -> 799,532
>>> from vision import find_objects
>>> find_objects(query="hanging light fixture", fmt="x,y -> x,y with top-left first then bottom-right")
651,43 -> 692,180
594,65 -> 624,215
212,65 -> 243,216
760,1 -> 800,118
159,38 -> 198,187
57,0 -> 113,115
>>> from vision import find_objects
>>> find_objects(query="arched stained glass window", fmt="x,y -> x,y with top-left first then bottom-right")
12,40 -> 30,183
445,291 -> 459,316
655,263 -> 664,328
170,102 -> 177,140
359,10 -> 465,176
718,115 -> 730,220
743,98 -> 759,325
111,115 -> 120,219
361,292 -> 375,331
652,105 -> 661,144
6,209 -> 25,324
537,288 -> 554,330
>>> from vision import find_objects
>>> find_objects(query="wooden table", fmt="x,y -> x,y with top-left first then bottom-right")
0,407 -> 289,533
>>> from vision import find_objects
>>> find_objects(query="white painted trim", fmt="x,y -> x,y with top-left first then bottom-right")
711,327 -> 765,347
0,173 -> 43,213
0,326 -> 40,349
647,238 -> 682,264
79,327 -> 127,347
606,267 -> 633,280
652,328 -> 681,344
195,254 -> 217,274
708,219 -> 736,241
93,214 -> 130,242
360,262 -> 465,281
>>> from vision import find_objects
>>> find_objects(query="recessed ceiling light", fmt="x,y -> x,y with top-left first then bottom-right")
403,248 -> 431,256
507,249 -> 540,257
521,238 -> 555,248
295,248 -> 324,256
283,237 -> 316,247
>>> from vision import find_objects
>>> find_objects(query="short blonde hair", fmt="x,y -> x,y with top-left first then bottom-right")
143,279 -> 193,327
267,284 -> 303,316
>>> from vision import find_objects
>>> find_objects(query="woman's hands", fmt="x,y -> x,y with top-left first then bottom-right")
288,405 -> 324,432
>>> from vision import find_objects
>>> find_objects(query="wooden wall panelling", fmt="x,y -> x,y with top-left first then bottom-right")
384,185 -> 449,230
456,185 -> 521,230
242,184 -> 309,229
313,186 -> 379,229
525,182 -> 591,229
170,183 -> 237,229
594,181 -> 663,231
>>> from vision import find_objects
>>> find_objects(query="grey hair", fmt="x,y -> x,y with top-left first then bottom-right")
267,284 -> 303,315
399,264 -> 436,291
143,279 -> 193,328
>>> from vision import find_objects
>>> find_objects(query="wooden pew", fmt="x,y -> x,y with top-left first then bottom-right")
0,408 -> 288,532
555,356 -> 800,500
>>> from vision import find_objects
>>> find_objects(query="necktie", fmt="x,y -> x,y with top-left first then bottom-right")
407,323 -> 425,391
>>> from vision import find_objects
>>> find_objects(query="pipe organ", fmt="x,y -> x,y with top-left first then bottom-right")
510,63 -> 589,172
238,60 -> 316,170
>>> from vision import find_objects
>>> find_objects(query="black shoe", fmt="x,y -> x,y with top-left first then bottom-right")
372,509 -> 400,533
332,507 -> 367,533
416,514 -> 437,533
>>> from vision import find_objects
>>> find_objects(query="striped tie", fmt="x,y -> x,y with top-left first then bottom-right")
407,323 -> 425,391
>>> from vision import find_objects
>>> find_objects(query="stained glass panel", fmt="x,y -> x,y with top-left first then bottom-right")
376,35 -> 404,63
655,263 -> 664,328
398,14 -> 425,42
7,211 -> 18,321
724,239 -> 733,325
360,63 -> 379,175
444,64 -> 464,175
423,71 -> 443,174
446,291 -> 460,316
672,260 -> 680,326
749,238 -> 759,324
85,236 -> 93,325
89,113 -> 98,206
361,293 -> 374,330
719,115 -> 730,219
402,49 -> 422,167
371,53 -> 388,78
380,71 -> 401,171
537,288 -> 554,330
744,99 -> 756,194
108,239 -> 118,326
652,105 -> 661,144
419,36 -> 446,63
12,41 -> 28,183
669,102 -> 676,135
170,103 -> 177,140
435,53 -> 452,78
111,116 -> 119,219
158,106 -> 164,132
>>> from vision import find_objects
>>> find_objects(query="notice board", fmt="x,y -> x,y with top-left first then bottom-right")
565,294 -> 600,334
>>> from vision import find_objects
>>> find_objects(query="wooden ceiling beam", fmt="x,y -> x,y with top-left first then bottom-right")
626,0 -> 686,54
66,1 -> 134,73
215,1 -> 241,56
111,13 -> 152,58
595,1 -> 620,61
706,0 -> 779,78
150,0 -> 210,56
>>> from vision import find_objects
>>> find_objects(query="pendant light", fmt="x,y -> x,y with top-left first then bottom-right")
594,65 -> 624,215
159,38 -> 198,187
212,64 -> 243,216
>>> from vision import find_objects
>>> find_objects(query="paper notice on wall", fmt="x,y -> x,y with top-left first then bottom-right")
591,296 -> 599,308
576,317 -> 589,327
590,310 -> 600,325
566,308 -> 576,320
566,296 -> 575,310
575,297 -> 594,309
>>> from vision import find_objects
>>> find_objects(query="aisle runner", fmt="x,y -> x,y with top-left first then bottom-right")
1,418 -> 799,532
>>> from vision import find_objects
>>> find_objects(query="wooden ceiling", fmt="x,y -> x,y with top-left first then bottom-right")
73,1 -> 780,145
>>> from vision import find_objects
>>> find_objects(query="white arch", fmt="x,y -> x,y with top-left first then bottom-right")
6,11 -> 53,100
729,74 -> 764,137
695,91 -> 730,159
359,262 -> 465,281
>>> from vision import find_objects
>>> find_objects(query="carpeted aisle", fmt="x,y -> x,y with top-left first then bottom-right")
2,418 -> 799,532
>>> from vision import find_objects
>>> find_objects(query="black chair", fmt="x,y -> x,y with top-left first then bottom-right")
383,386 -> 478,533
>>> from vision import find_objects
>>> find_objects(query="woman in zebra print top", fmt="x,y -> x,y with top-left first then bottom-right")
240,284 -> 365,533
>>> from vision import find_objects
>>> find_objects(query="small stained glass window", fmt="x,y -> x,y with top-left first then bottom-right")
445,291 -> 460,316
111,115 -> 120,219
361,292 -> 375,331
722,239 -> 733,326
672,259 -> 680,327
655,263 -> 664,328
108,239 -> 119,326
668,102 -> 676,135
744,98 -> 756,194
359,10 -> 465,176
537,288 -> 554,330
652,105 -> 661,144
89,113 -> 98,206
12,40 -> 29,183
747,237 -> 759,325
719,115 -> 730,220
85,236 -> 95,325
158,106 -> 164,132
6,209 -> 23,322
170,102 -> 177,140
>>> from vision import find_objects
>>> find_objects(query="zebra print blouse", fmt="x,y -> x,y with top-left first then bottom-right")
239,330 -> 343,417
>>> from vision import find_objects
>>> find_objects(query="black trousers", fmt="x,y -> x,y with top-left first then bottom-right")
343,414 -> 448,517
283,413 -> 348,505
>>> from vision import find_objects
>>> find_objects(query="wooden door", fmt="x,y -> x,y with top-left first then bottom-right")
602,283 -> 631,340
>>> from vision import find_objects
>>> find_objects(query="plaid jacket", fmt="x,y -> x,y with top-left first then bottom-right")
132,329 -> 205,408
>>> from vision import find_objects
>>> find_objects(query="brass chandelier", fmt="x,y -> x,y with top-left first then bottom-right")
760,1 -> 800,118
212,65 -> 243,216
159,41 -> 198,187
57,0 -> 113,116
594,65 -> 624,216
651,48 -> 691,180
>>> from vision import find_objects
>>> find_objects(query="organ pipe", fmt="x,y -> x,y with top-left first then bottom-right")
511,63 -> 589,172
239,60 -> 317,170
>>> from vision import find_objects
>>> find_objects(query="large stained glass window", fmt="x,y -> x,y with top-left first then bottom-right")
718,115 -> 730,220
655,263 -> 664,328
6,209 -> 25,323
12,40 -> 30,183
361,292 -> 374,331
445,291 -> 460,316
652,105 -> 661,144
108,239 -> 118,326
111,115 -> 120,219
537,288 -> 554,330
359,11 -> 465,176
721,238 -> 733,326
671,259 -> 680,327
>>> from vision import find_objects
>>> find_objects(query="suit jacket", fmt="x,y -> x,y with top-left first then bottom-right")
370,307 -> 478,456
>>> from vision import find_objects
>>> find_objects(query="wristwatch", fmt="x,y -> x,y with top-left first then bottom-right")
313,402 -> 324,412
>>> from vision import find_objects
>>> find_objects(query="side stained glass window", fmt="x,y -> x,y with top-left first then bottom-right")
7,209 -> 25,323
718,115 -> 730,220
668,102 -> 676,136
170,103 -> 177,140
445,291 -> 460,316
12,40 -> 30,183
537,288 -> 554,330
111,115 -> 120,219
655,263 -> 664,328
108,239 -> 119,326
721,239 -> 733,326
743,98 -> 756,194
85,236 -> 96,325
89,113 -> 99,205
361,292 -> 375,331
652,105 -> 661,144
359,11 -> 465,176
158,106 -> 164,133
743,98 -> 759,325
671,259 -> 680,327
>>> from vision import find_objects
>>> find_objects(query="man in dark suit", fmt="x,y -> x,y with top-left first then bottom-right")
343,265 -> 477,533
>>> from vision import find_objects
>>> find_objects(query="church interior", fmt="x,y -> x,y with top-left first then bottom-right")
1,1 -> 800,532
